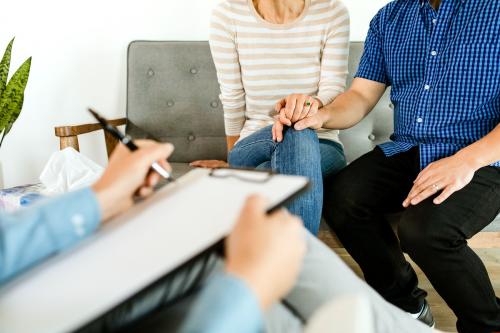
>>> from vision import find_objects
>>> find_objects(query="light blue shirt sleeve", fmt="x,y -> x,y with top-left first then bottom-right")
0,188 -> 101,284
181,272 -> 264,333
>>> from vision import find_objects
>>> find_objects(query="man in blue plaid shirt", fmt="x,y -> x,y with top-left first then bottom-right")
273,0 -> 500,332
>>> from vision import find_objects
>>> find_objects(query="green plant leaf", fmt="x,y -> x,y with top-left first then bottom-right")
0,57 -> 31,137
0,38 -> 14,102
3,94 -> 24,137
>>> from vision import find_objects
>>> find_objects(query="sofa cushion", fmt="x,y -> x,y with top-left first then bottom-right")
127,41 -> 227,163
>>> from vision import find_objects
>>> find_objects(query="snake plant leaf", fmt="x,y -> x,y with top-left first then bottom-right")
0,57 -> 31,136
3,94 -> 24,138
0,38 -> 14,102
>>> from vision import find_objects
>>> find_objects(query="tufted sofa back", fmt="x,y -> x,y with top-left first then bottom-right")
126,41 -> 393,164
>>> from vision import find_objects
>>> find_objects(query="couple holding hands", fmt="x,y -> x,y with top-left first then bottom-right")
192,0 -> 500,332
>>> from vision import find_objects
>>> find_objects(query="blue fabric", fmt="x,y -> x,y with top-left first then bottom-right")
228,125 -> 346,235
0,188 -> 101,284
180,272 -> 263,333
356,0 -> 500,169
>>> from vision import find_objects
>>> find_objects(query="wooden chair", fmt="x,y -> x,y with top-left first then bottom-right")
54,118 -> 127,157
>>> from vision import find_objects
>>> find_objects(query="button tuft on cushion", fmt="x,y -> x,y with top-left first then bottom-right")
368,134 -> 376,141
210,101 -> 219,108
190,68 -> 198,74
147,69 -> 155,77
188,135 -> 196,141
167,100 -> 175,107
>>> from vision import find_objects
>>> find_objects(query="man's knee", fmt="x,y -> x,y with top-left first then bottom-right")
398,202 -> 462,257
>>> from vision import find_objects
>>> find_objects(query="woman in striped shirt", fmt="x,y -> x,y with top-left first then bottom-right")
191,0 -> 350,234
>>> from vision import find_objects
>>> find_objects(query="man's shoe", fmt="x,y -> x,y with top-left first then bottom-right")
416,300 -> 435,328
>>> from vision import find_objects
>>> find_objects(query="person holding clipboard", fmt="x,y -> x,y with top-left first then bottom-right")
0,139 -> 441,333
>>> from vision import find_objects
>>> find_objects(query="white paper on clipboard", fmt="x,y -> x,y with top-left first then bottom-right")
0,168 -> 309,333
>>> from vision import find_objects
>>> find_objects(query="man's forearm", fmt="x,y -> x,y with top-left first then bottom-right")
319,78 -> 387,130
456,123 -> 500,170
320,90 -> 374,130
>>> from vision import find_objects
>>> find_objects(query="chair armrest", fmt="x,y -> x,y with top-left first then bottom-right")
54,118 -> 127,156
54,118 -> 127,137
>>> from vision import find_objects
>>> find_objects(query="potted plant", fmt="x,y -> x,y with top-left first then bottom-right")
0,38 -> 32,187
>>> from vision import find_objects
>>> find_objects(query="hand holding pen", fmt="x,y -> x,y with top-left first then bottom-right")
88,108 -> 176,183
92,139 -> 174,221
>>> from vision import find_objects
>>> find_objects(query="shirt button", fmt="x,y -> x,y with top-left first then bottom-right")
417,117 -> 424,123
432,19 -> 437,24
424,84 -> 431,90
431,50 -> 438,56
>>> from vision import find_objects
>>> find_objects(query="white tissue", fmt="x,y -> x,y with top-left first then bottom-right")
40,148 -> 104,195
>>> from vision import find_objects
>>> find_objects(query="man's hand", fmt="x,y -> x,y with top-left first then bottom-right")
403,154 -> 478,207
190,160 -> 229,169
275,94 -> 322,125
92,140 -> 174,221
225,195 -> 306,310
272,109 -> 327,142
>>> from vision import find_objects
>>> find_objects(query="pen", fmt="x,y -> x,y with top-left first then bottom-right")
88,108 -> 175,182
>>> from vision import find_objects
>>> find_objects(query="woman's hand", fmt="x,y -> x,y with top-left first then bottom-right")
275,94 -> 322,125
272,115 -> 286,142
272,109 -> 327,142
190,160 -> 229,169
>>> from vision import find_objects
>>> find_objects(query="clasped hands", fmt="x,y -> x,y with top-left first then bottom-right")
272,94 -> 324,142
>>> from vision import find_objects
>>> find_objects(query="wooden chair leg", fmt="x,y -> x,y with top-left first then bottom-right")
104,131 -> 119,158
59,136 -> 80,152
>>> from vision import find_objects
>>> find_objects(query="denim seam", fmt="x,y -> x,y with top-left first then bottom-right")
271,142 -> 279,170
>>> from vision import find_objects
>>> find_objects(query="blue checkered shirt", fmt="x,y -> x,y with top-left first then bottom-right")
355,0 -> 500,169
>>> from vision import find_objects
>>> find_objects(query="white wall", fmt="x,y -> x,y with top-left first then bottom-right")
0,0 -> 388,188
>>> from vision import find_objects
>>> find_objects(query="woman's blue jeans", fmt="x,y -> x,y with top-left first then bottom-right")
228,125 -> 346,234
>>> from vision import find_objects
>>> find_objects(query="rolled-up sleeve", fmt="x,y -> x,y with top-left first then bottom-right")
0,188 -> 101,284
355,10 -> 390,86
180,272 -> 264,333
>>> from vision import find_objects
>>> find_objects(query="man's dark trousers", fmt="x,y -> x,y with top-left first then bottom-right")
324,147 -> 500,333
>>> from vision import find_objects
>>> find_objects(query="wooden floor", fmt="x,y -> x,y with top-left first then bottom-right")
320,236 -> 500,332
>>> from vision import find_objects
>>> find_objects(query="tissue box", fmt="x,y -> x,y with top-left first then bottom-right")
0,183 -> 46,212
40,148 -> 104,195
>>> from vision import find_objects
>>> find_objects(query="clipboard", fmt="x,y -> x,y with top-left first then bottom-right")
0,168 -> 310,333
207,167 -> 311,214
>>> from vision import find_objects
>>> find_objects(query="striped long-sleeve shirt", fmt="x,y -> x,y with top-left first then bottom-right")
209,0 -> 350,143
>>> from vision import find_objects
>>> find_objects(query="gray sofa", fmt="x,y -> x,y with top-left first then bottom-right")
126,41 -> 500,237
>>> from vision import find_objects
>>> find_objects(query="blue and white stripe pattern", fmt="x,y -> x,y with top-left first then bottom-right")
355,0 -> 500,169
